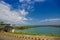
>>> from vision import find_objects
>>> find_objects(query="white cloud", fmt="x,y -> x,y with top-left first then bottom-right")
0,1 -> 30,25
35,0 -> 45,2
19,0 -> 45,13
40,18 -> 60,23
39,18 -> 60,25
19,9 -> 28,16
19,0 -> 24,2
19,0 -> 45,2
19,0 -> 31,2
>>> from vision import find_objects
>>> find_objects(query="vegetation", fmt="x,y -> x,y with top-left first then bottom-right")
12,26 -> 39,29
0,22 -> 60,30
9,32 -> 60,37
12,25 -> 60,30
0,22 -> 12,32
0,22 -> 60,37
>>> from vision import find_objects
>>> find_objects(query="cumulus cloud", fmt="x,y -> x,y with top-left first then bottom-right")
40,18 -> 60,23
0,1 -> 30,25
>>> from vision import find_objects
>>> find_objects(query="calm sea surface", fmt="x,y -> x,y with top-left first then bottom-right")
16,27 -> 60,34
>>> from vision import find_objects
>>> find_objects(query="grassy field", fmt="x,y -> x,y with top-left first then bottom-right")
9,32 -> 60,37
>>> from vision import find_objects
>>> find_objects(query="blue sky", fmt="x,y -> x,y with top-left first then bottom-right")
0,0 -> 60,25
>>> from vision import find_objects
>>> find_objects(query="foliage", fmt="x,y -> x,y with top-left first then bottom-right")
9,32 -> 60,36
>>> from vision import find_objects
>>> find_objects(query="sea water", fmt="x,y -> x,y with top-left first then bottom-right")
16,26 -> 60,34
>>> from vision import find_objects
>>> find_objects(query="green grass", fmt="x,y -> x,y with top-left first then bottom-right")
9,32 -> 60,37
